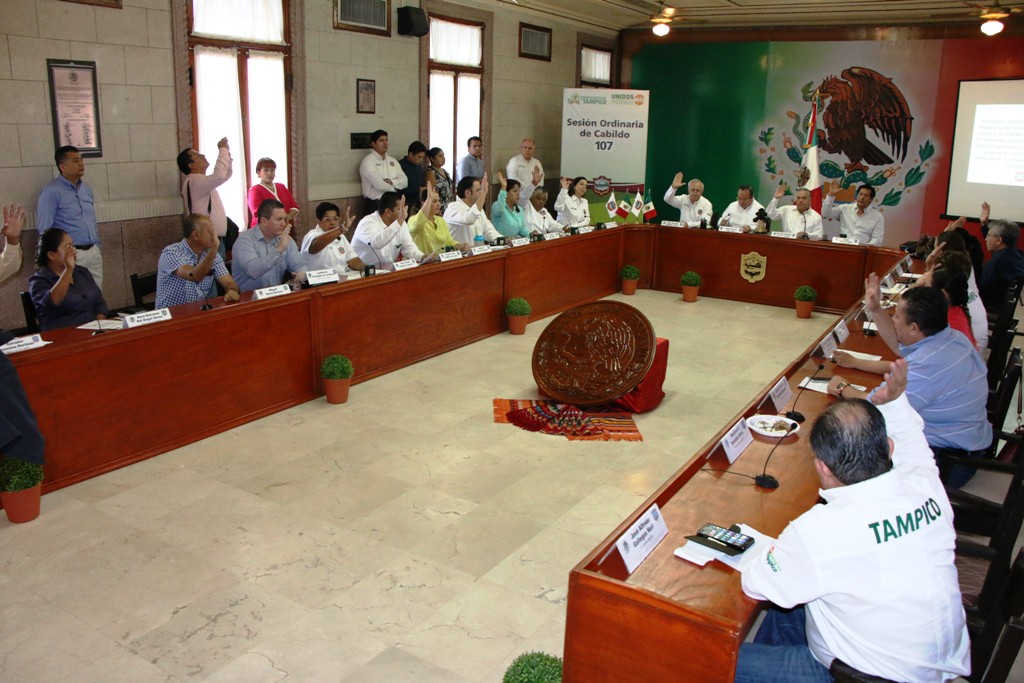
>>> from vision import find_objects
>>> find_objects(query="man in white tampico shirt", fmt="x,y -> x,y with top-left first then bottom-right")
524,188 -> 564,235
663,172 -> 713,227
359,130 -> 408,215
505,138 -> 544,185
719,185 -> 764,232
765,185 -> 824,239
351,192 -> 424,269
821,183 -> 885,246
443,175 -> 502,246
735,359 -> 970,683
301,202 -> 365,274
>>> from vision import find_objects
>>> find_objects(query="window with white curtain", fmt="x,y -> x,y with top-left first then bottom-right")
189,0 -> 291,227
429,17 -> 483,177
581,46 -> 613,87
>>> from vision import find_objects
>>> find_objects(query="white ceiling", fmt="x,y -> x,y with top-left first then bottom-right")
497,0 -> 1023,34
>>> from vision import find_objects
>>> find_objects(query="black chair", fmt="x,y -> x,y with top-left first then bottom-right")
129,271 -> 158,311
966,548 -> 1024,683
987,290 -> 1019,393
19,291 -> 38,334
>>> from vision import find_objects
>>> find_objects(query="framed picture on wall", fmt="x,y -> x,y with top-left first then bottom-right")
46,59 -> 103,157
335,0 -> 391,37
60,0 -> 122,7
357,79 -> 376,114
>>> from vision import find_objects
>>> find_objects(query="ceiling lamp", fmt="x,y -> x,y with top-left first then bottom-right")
652,22 -> 670,36
981,18 -> 1005,34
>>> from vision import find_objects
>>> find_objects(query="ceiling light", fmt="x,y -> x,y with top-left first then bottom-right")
981,19 -> 1005,35
652,23 -> 669,36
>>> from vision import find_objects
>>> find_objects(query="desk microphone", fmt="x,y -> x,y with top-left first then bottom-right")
756,422 -> 798,489
92,317 -> 106,336
201,285 -> 212,311
786,363 -> 825,423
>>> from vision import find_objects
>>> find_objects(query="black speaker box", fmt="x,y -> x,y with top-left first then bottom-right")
397,7 -> 429,37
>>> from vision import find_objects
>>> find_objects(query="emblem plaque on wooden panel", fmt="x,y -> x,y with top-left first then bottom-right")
741,252 -> 767,283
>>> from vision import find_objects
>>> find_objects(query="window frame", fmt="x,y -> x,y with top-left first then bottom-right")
577,33 -> 618,89
333,0 -> 392,38
518,22 -> 552,62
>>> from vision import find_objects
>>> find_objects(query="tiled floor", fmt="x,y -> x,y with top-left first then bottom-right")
0,290 -> 1019,681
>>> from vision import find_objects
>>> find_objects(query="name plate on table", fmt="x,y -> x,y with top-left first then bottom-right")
543,232 -> 560,240
832,236 -> 859,245
602,222 -> 619,229
904,254 -> 914,269
577,226 -> 594,234
834,319 -> 850,344
660,220 -> 682,228
0,334 -> 48,355
720,226 -> 743,233
393,258 -> 418,271
771,231 -> 798,239
719,418 -> 753,464
818,332 -> 838,359
438,250 -> 463,262
882,273 -> 894,288
470,245 -> 492,255
615,503 -> 670,575
122,308 -> 172,328
510,237 -> 529,247
254,284 -> 291,300
768,376 -> 794,413
306,268 -> 340,286
894,261 -> 905,277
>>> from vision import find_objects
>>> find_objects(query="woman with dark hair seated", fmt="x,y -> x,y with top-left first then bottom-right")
491,173 -> 529,239
424,147 -> 454,214
247,157 -> 300,227
28,227 -> 108,331
920,253 -> 977,349
554,176 -> 591,228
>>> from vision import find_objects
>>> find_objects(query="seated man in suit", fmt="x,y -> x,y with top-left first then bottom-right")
156,214 -> 240,308
351,191 -> 425,268
736,359 -> 969,683
231,199 -> 306,292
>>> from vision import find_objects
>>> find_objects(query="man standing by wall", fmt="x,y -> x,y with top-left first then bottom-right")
36,146 -> 103,288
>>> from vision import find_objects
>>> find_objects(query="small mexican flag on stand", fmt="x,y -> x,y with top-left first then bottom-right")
616,200 -> 631,218
642,188 -> 657,221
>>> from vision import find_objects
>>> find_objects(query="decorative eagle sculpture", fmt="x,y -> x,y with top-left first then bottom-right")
816,67 -> 914,174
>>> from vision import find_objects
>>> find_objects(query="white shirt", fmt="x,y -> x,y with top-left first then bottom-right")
0,242 -> 21,283
442,198 -> 501,245
524,204 -> 563,234
663,187 -> 713,227
966,267 -> 989,350
351,212 -> 423,267
740,395 -> 970,683
505,154 -> 544,185
719,199 -> 764,230
301,226 -> 357,273
765,197 -> 824,239
553,189 -> 591,228
822,196 -> 885,246
359,152 -> 408,200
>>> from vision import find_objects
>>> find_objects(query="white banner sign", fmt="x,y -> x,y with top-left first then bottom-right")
561,88 -> 650,189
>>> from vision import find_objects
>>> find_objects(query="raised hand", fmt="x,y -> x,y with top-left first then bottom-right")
870,359 -> 908,406
497,171 -> 506,190
774,184 -> 787,200
343,205 -> 355,229
532,165 -> 543,185
217,137 -> 229,149
2,203 -> 25,245
981,201 -> 990,224
864,272 -> 882,313
827,182 -> 839,197
671,172 -> 684,189
560,177 -> 570,190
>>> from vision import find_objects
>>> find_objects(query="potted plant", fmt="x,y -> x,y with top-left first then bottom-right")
506,297 -> 531,335
321,354 -> 354,404
620,264 -> 640,295
0,457 -> 44,523
503,651 -> 563,683
794,285 -> 818,318
680,271 -> 701,302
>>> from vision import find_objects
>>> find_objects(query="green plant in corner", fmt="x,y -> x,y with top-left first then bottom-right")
794,285 -> 818,302
0,457 -> 44,493
320,354 -> 354,380
506,297 -> 532,316
503,651 -> 563,683
680,271 -> 701,287
620,264 -> 639,280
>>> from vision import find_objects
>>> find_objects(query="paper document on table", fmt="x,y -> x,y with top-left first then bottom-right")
77,319 -> 123,331
903,273 -> 922,280
799,377 -> 866,394
863,321 -> 878,332
881,283 -> 907,296
716,525 -> 777,571
836,349 -> 882,361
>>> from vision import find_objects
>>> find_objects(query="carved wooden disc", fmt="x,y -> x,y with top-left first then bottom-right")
532,301 -> 656,406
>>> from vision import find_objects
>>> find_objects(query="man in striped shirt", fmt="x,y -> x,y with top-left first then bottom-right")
828,275 -> 991,487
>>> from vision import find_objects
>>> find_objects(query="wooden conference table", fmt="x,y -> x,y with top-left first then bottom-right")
562,249 -> 909,682
9,225 -> 903,500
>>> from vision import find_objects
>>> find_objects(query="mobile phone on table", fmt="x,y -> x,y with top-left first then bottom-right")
689,523 -> 755,555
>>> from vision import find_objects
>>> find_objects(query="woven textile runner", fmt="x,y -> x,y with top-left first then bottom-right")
492,399 -> 642,442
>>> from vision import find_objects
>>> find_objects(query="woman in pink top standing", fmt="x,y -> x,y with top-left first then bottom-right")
247,157 -> 299,227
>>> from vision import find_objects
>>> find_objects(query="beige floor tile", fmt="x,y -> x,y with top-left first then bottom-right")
340,646 -> 474,683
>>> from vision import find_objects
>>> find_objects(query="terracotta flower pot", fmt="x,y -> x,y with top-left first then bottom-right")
622,279 -> 639,295
324,378 -> 351,404
1,484 -> 42,523
795,299 -> 815,318
508,314 -> 528,335
682,285 -> 700,303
